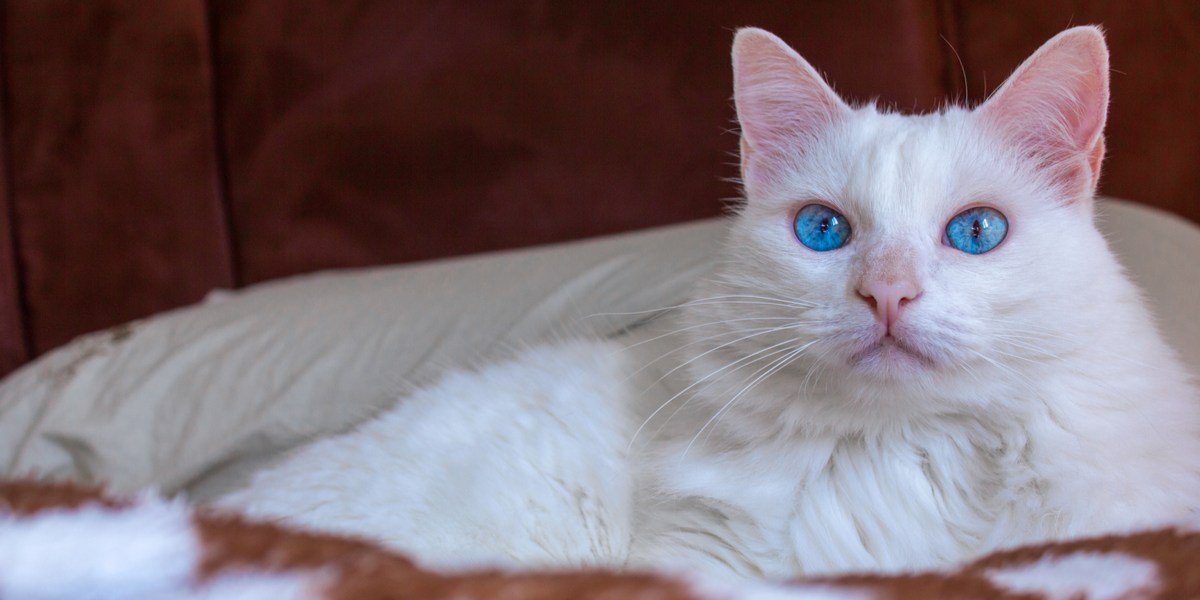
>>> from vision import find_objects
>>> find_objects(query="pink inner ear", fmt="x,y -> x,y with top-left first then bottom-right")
979,27 -> 1110,197
732,29 -> 848,193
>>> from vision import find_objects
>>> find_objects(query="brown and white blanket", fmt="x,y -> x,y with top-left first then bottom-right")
0,480 -> 1193,599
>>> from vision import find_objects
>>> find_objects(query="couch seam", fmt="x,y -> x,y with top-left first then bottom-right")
0,0 -> 35,366
201,0 -> 243,289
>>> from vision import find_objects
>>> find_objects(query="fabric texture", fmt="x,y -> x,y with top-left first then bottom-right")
3,479 -> 1200,599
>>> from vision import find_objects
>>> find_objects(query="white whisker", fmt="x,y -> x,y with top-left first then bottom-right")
616,316 -> 802,354
649,340 -> 807,444
588,293 -> 819,321
684,339 -> 817,458
622,325 -> 794,382
630,335 -> 807,449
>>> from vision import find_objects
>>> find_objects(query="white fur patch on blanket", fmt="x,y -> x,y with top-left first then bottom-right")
0,494 -> 323,599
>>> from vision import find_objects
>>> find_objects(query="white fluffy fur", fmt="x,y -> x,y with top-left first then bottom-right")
0,497 -> 322,599
218,27 -> 1200,580
0,499 -> 199,598
223,340 -> 638,570
984,552 -> 1160,599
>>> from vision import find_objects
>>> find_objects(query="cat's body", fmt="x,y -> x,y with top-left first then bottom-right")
219,27 -> 1200,580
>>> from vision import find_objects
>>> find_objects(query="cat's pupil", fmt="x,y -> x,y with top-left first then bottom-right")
946,207 -> 1006,254
819,220 -> 830,234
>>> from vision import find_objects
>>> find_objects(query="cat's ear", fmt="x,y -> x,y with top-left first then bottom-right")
732,28 -> 850,195
978,26 -> 1109,200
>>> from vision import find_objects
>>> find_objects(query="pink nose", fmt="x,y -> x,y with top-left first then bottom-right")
858,279 -> 921,331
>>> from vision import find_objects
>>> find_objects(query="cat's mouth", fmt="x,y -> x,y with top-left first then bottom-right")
848,335 -> 937,373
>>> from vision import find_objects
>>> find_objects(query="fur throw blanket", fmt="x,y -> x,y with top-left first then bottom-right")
0,480 -> 1193,599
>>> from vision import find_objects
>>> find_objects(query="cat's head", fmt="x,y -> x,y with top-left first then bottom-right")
691,27 -> 1120,419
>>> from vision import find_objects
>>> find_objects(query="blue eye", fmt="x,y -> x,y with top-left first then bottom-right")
946,207 -> 1008,254
794,204 -> 851,251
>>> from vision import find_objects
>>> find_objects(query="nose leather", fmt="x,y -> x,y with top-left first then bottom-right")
858,279 -> 921,332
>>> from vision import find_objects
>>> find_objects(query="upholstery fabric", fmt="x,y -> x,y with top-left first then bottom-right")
2,1 -> 234,357
0,60 -> 25,375
0,1 -> 1196,376
210,1 -> 948,285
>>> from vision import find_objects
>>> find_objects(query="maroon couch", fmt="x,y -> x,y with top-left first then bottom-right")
0,1 -> 1195,377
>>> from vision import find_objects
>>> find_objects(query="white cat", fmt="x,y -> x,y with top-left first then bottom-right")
218,26 -> 1200,580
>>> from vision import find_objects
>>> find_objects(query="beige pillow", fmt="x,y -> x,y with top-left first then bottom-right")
0,220 -> 720,500
0,199 -> 1195,502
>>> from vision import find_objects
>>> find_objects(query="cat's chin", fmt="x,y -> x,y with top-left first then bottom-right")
848,336 -> 937,379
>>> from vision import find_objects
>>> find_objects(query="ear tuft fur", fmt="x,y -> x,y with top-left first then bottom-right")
732,28 -> 850,195
978,26 -> 1110,199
